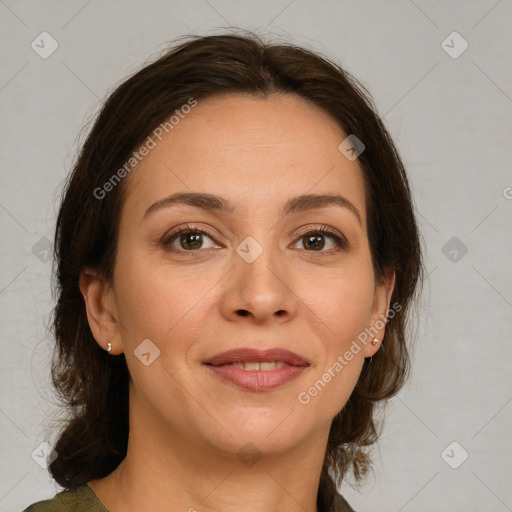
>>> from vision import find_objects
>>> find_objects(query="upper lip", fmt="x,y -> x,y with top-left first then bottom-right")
204,348 -> 310,367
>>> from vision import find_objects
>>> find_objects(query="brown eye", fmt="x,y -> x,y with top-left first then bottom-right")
162,225 -> 220,254
303,233 -> 326,250
176,232 -> 204,250
293,226 -> 347,252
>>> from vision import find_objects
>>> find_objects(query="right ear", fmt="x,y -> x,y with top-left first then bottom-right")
79,268 -> 123,355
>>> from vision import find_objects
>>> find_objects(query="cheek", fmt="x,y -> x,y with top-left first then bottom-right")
296,288 -> 369,418
295,265 -> 374,406
305,264 -> 375,338
112,248 -> 217,347
111,248 -> 171,343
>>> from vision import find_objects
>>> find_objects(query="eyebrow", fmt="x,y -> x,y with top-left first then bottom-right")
143,192 -> 362,225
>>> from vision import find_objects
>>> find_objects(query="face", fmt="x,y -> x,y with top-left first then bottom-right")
82,93 -> 394,458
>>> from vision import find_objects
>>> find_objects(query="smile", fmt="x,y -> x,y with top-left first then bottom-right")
204,363 -> 308,391
222,361 -> 287,370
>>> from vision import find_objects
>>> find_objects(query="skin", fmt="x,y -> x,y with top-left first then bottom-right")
80,93 -> 395,512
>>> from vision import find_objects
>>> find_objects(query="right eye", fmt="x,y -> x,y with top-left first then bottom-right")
162,224 -> 222,254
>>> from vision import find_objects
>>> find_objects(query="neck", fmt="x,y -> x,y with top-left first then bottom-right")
88,403 -> 331,512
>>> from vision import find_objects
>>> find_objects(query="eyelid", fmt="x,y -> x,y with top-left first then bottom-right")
293,224 -> 348,248
162,223 -> 221,247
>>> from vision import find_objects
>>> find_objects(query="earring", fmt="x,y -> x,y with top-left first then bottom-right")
371,338 -> 379,346
106,342 -> 112,352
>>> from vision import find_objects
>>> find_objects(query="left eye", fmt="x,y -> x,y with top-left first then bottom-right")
291,228 -> 346,251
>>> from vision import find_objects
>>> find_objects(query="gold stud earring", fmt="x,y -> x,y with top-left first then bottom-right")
371,338 -> 379,346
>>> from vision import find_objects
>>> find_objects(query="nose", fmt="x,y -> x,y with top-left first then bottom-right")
219,240 -> 298,324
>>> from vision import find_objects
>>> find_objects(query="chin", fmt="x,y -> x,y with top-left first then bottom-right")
205,412 -> 311,454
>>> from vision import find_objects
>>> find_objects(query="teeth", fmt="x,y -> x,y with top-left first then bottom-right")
227,361 -> 287,370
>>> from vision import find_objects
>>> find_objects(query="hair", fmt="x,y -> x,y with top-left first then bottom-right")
48,31 -> 423,511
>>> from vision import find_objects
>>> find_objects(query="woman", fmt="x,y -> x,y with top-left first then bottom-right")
23,32 -> 423,512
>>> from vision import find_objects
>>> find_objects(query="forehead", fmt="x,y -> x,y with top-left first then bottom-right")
122,93 -> 367,224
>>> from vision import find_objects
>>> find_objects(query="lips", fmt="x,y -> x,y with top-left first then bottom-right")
203,347 -> 310,392
203,348 -> 310,367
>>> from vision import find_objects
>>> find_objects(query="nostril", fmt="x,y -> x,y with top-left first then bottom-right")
237,310 -> 250,316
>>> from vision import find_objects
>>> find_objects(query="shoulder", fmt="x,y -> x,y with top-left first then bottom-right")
21,485 -> 108,512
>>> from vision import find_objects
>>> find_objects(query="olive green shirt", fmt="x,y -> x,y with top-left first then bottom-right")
22,484 -> 355,511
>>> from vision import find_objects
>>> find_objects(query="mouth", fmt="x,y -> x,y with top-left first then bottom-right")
211,360 -> 290,370
203,347 -> 310,391
203,347 -> 310,367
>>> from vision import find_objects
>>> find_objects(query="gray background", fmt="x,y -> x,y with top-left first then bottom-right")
1,1 -> 511,511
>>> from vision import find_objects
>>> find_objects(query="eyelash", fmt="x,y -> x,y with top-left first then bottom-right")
162,224 -> 347,255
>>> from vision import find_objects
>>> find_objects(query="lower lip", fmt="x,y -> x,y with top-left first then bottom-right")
204,364 -> 308,391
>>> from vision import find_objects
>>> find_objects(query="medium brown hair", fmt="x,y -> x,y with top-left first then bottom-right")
48,31 -> 423,511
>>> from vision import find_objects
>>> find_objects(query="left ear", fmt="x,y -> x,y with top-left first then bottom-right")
364,266 -> 396,358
